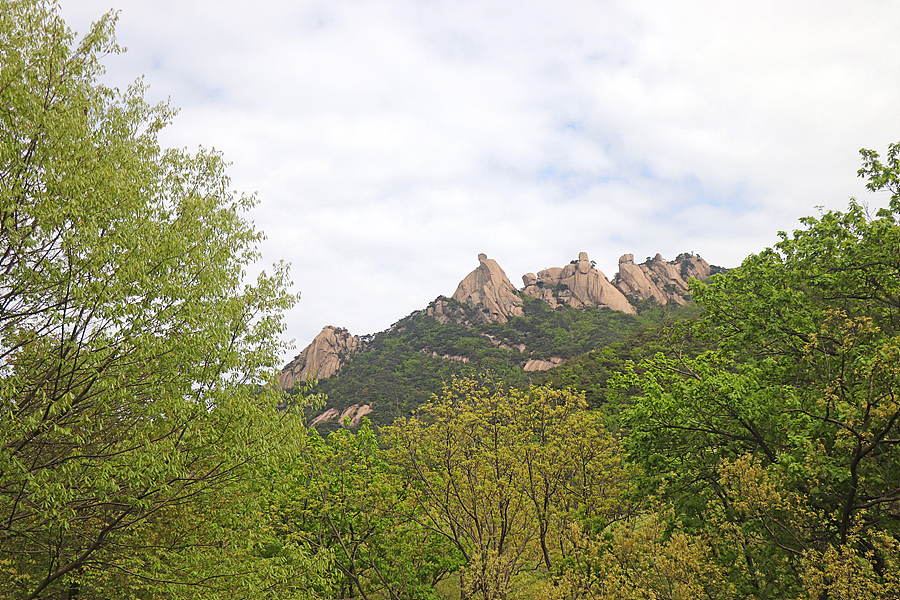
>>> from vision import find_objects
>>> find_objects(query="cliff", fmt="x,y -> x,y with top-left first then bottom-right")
277,325 -> 365,389
521,251 -> 635,314
450,253 -> 524,323
613,253 -> 711,306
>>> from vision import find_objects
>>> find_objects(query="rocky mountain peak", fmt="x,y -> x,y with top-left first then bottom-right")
280,250 -> 718,390
613,252 -> 711,306
278,325 -> 365,390
521,251 -> 636,314
450,253 -> 524,323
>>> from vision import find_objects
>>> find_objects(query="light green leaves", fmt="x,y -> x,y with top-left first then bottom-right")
0,2 -> 305,598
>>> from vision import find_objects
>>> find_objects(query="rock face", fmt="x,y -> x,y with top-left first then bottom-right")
523,357 -> 567,372
277,325 -> 365,389
310,404 -> 372,427
451,253 -> 524,323
613,253 -> 711,306
426,298 -> 460,325
521,252 -> 636,314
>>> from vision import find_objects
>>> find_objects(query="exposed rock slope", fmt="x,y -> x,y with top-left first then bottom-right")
613,253 -> 711,306
281,250 -> 717,390
451,253 -> 524,323
521,252 -> 635,314
277,325 -> 365,389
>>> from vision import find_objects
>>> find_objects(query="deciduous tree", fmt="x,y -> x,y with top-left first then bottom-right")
0,2 -> 325,598
384,377 -> 629,600
618,143 -> 900,597
267,419 -> 462,600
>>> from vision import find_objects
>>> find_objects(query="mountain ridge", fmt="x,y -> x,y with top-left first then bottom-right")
278,252 -> 720,389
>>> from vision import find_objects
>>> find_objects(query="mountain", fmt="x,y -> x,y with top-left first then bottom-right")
278,326 -> 367,390
450,253 -> 524,322
282,250 -> 721,429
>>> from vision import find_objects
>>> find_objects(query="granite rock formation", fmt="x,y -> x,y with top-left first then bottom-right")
521,252 -> 636,314
426,298 -> 463,325
310,404 -> 373,427
613,253 -> 711,306
523,357 -> 567,372
451,253 -> 524,323
277,325 -> 365,389
279,250 -> 718,392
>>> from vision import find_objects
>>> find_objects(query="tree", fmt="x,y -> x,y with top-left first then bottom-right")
0,2 -> 326,598
384,377 -> 630,600
267,420 -> 463,600
618,143 -> 900,597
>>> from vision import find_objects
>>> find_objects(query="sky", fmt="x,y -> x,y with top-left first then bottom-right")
60,1 -> 900,363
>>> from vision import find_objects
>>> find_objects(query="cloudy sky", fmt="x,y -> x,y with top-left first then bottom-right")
61,1 -> 900,362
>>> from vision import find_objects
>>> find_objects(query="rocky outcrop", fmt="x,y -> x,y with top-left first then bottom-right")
613,253 -> 711,306
277,325 -> 365,389
523,357 -> 566,371
521,252 -> 636,314
426,298 -> 454,324
310,408 -> 339,426
281,250 -> 717,396
451,253 -> 524,323
428,351 -> 470,363
310,403 -> 373,427
425,297 -> 472,325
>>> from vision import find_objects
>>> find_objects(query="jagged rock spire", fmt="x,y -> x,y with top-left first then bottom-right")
279,250 -> 718,389
613,252 -> 711,305
277,325 -> 364,389
521,251 -> 636,314
451,253 -> 524,323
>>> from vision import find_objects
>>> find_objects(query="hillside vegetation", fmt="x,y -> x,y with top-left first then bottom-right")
299,295 -> 701,430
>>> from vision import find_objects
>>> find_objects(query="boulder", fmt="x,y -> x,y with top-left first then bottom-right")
613,252 -> 712,306
521,252 -> 636,314
523,357 -> 566,372
278,325 -> 365,389
426,298 -> 454,324
451,254 -> 524,323
309,403 -> 372,428
310,408 -> 339,426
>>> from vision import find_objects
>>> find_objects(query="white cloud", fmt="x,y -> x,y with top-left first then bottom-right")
59,0 -> 900,359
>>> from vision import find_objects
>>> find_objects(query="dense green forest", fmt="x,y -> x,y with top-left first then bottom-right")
303,295 -> 700,430
3,2 -> 900,599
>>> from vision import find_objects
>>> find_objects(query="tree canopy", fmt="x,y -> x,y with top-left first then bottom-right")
0,2 -> 326,598
384,377 -> 631,600
5,3 -> 900,600
617,142 -> 900,598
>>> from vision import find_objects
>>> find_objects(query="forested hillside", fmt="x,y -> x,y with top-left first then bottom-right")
294,295 -> 701,430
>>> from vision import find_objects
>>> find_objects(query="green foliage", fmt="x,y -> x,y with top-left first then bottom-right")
265,420 -> 462,599
0,3 -> 324,598
616,144 -> 900,597
535,303 -> 708,419
859,141 -> 900,208
306,312 -> 522,430
306,295 -> 684,430
384,378 -> 631,600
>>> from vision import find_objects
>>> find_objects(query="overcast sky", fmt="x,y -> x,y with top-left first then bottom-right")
61,1 -> 900,363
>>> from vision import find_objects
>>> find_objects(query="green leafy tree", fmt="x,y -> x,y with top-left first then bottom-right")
384,377 -> 630,600
0,2 -> 328,598
551,461 -> 900,600
617,143 -> 900,597
267,419 -> 463,600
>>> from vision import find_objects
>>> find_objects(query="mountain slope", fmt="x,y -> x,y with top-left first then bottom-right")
283,251 -> 723,429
